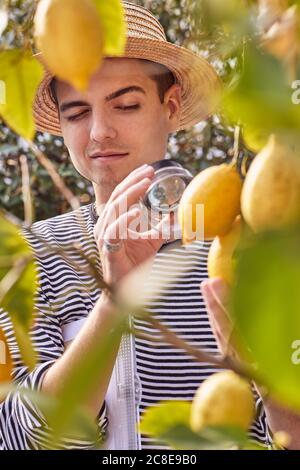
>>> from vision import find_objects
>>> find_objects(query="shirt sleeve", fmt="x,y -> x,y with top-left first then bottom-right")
0,286 -> 108,450
248,385 -> 273,449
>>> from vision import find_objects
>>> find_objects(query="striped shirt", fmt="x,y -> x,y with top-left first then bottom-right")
0,203 -> 271,450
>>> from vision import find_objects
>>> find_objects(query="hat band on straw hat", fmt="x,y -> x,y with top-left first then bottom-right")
33,1 -> 222,136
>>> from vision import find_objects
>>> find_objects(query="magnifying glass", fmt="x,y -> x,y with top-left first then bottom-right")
140,159 -> 193,240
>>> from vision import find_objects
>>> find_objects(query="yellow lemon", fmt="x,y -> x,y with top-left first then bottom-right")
208,215 -> 242,285
0,328 -> 12,385
34,0 -> 104,90
178,164 -> 242,242
241,134 -> 300,232
190,370 -> 255,433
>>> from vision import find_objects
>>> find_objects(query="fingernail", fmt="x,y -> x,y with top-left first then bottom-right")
142,165 -> 155,172
140,164 -> 152,171
141,177 -> 152,185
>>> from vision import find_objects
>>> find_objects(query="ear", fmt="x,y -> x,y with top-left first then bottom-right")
164,83 -> 182,132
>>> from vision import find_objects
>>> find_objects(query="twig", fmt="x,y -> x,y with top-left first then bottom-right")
241,152 -> 249,178
26,140 -> 81,211
133,307 -> 260,383
0,254 -> 32,268
231,125 -> 241,168
0,257 -> 30,303
19,154 -> 34,225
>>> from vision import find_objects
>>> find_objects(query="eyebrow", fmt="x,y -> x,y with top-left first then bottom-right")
59,86 -> 146,113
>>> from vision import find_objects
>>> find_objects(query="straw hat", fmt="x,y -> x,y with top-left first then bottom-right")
33,1 -> 222,136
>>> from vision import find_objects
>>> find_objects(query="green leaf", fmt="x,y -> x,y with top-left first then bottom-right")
46,315 -> 126,444
232,227 -> 300,411
0,49 -> 43,140
224,44 -> 300,134
0,259 -> 37,330
93,0 -> 126,56
0,383 -> 98,447
159,424 -> 249,450
0,213 -> 37,368
0,304 -> 127,447
12,321 -> 36,370
0,214 -> 37,329
139,401 -> 252,450
139,401 -> 191,438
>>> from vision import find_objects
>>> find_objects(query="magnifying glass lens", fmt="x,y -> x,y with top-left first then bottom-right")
147,175 -> 186,210
140,160 -> 193,239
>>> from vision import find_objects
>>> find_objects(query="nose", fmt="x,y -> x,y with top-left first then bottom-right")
89,109 -> 117,142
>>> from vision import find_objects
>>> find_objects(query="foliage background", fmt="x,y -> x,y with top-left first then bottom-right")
0,0 -> 253,222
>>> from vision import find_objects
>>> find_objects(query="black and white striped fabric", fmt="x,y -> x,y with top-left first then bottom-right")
0,203 -> 271,449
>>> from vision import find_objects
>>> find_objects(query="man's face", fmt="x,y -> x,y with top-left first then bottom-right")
55,58 -> 181,194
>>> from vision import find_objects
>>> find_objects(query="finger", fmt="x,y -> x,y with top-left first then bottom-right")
102,207 -> 141,246
203,278 -> 231,319
107,164 -> 155,204
201,282 -> 231,355
200,288 -> 228,353
201,279 -> 241,359
94,165 -> 154,238
201,280 -> 232,339
148,213 -> 173,238
209,317 -> 228,354
129,213 -> 171,241
101,177 -> 152,232
94,164 -> 154,239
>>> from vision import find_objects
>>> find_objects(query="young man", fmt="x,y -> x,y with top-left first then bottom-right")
1,0 -> 299,451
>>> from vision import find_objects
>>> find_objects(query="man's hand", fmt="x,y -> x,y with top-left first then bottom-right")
94,164 -> 169,285
200,277 -> 235,357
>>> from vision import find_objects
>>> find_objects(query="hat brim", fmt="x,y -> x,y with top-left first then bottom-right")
33,37 -> 222,136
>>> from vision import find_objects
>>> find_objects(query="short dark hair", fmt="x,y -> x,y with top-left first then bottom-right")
49,78 -> 58,106
49,59 -> 176,107
140,59 -> 176,103
156,71 -> 176,102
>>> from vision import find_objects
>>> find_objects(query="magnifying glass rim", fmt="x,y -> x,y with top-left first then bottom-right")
144,173 -> 191,211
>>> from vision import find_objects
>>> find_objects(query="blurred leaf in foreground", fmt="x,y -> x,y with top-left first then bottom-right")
0,50 -> 43,140
232,226 -> 300,411
94,0 -> 127,56
0,213 -> 37,369
224,44 -> 300,136
140,399 -> 255,450
0,383 -> 98,446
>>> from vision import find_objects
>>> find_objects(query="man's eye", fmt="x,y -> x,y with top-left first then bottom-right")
66,111 -> 88,121
66,105 -> 140,121
116,104 -> 140,111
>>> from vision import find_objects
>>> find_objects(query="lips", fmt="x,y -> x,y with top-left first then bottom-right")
90,152 -> 129,158
89,152 -> 129,163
